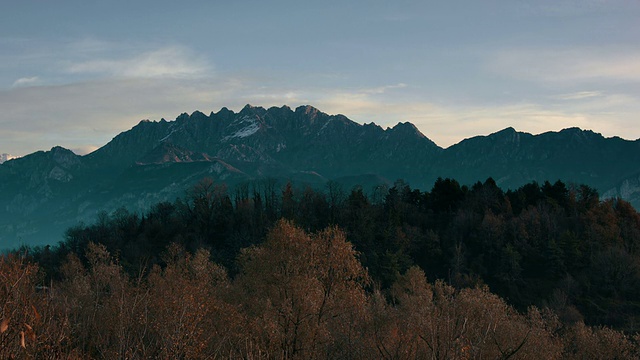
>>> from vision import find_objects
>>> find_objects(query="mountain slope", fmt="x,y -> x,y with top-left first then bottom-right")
1,104 -> 638,248
435,127 -> 640,191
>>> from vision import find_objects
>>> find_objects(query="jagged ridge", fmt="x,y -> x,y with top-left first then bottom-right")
1,104 -> 640,247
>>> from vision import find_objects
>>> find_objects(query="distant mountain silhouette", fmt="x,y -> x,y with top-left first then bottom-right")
1,104 -> 639,248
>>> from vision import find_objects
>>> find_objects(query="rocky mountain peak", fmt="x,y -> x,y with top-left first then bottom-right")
296,105 -> 321,118
495,127 -> 517,135
239,104 -> 267,117
50,146 -> 80,168
487,127 -> 522,144
3,104 -> 640,248
190,110 -> 208,120
390,122 -> 427,138
214,107 -> 234,120
557,127 -> 602,142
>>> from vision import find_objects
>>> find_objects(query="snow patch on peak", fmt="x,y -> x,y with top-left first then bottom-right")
234,122 -> 260,138
319,119 -> 333,133
159,129 -> 178,142
223,116 -> 260,140
159,122 -> 186,142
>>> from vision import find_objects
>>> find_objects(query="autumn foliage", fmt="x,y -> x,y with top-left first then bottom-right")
2,219 -> 639,358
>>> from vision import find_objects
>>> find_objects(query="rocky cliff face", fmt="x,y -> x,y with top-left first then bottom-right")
603,172 -> 640,209
1,104 -> 639,248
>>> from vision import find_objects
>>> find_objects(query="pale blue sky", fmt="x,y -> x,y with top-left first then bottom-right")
1,0 -> 639,156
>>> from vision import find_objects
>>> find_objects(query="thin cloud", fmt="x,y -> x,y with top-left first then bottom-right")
12,76 -> 40,87
0,77 -> 228,155
67,46 -> 212,79
306,88 -> 640,147
362,83 -> 408,94
555,91 -> 603,100
426,97 -> 640,146
489,47 -> 640,83
2,69 -> 639,156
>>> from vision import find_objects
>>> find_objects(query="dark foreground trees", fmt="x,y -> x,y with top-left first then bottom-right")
36,177 -> 640,334
2,221 -> 640,359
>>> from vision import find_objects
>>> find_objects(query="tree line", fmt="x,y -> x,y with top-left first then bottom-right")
2,176 -> 640,358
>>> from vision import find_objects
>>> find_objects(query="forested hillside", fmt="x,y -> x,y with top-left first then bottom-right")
3,177 -> 640,358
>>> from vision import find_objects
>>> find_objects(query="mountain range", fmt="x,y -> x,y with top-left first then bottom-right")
2,104 -> 640,248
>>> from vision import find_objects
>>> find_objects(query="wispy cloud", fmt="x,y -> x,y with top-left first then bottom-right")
0,77 -> 229,156
67,46 -> 212,79
2,64 -> 639,157
362,83 -> 407,94
304,88 -> 640,147
489,47 -> 640,83
0,39 -> 215,90
12,76 -> 40,87
555,91 -> 603,100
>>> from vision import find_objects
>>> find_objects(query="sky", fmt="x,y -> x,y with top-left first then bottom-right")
1,0 -> 639,156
